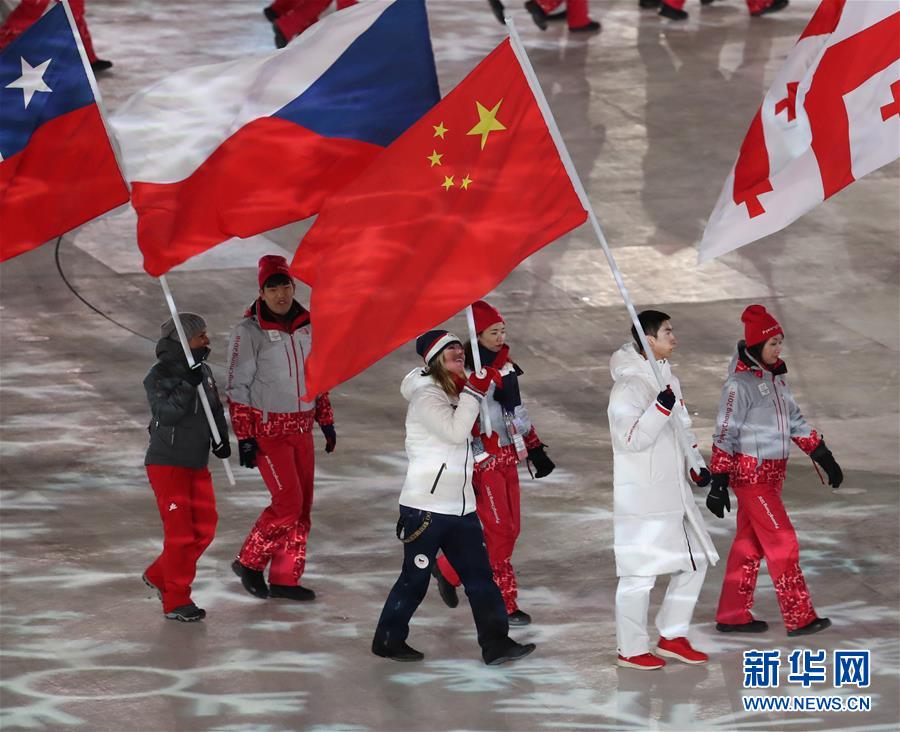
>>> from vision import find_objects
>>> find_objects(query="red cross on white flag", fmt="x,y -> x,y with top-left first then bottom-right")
698,0 -> 899,263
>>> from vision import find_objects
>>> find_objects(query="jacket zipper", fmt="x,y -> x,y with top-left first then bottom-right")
682,524 -> 696,571
461,443 -> 469,516
771,375 -> 787,459
290,335 -> 302,403
430,463 -> 446,494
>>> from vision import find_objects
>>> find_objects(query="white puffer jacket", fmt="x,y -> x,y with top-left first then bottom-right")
398,368 -> 481,516
607,343 -> 719,577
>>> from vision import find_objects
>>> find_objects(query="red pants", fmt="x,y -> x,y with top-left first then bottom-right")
715,481 -> 817,631
663,0 -> 773,13
238,431 -> 314,586
437,461 -> 522,613
536,0 -> 591,29
271,0 -> 357,44
145,465 -> 217,614
0,0 -> 99,61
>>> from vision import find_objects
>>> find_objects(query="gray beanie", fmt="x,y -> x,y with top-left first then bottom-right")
160,313 -> 207,341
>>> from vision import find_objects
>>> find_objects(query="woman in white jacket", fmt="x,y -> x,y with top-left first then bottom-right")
371,330 -> 537,665
607,311 -> 718,670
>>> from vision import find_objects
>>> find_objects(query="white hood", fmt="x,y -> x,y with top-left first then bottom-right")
400,367 -> 432,402
609,342 -> 670,383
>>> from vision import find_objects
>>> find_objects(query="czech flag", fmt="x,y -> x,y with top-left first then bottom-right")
112,0 -> 440,277
0,1 -> 129,263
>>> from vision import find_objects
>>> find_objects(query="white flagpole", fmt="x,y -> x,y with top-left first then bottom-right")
159,275 -> 236,486
505,19 -> 704,472
465,305 -> 493,436
58,0 -> 130,193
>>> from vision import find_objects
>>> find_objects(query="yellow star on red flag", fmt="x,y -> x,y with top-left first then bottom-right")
467,100 -> 506,149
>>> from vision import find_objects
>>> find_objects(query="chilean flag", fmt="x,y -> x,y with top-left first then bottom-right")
699,0 -> 899,262
111,0 -> 440,277
0,2 -> 129,263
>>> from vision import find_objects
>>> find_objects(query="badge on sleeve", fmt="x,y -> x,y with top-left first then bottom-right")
758,382 -> 770,396
414,554 -> 429,569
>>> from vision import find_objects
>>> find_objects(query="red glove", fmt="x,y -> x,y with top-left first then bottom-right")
465,367 -> 502,397
481,432 -> 501,456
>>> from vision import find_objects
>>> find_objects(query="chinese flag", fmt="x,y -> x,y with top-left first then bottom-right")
292,38 -> 587,397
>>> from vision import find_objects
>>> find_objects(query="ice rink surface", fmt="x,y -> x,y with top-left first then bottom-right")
1,0 -> 898,730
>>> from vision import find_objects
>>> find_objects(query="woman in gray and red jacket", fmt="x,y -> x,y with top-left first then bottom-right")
708,305 -> 843,637
226,255 -> 336,602
433,301 -> 554,626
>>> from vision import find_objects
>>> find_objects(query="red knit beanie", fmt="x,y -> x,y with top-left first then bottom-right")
472,300 -> 503,333
742,304 -> 783,346
258,255 -> 292,288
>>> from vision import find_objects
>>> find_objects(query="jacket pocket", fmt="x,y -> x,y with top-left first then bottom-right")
430,463 -> 447,494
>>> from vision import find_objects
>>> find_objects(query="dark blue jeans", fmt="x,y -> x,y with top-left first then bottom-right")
374,506 -> 509,653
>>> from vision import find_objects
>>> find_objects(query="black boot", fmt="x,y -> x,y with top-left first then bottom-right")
232,559 -> 269,599
263,5 -> 278,21
570,20 -> 601,32
274,26 -> 287,49
487,0 -> 505,24
787,617 -> 831,637
372,639 -> 425,662
269,584 -> 316,601
639,0 -> 661,7
659,2 -> 689,20
508,609 -> 532,626
751,0 -> 788,16
90,59 -> 113,74
142,573 -> 161,601
432,563 -> 459,608
524,0 -> 549,30
716,620 -> 769,633
165,603 -> 206,622
482,637 -> 537,665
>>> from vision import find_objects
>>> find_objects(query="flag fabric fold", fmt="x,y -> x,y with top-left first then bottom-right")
292,38 -> 587,397
699,0 -> 899,262
111,0 -> 440,277
0,2 -> 129,262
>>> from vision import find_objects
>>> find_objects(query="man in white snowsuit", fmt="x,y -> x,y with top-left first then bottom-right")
607,310 -> 718,670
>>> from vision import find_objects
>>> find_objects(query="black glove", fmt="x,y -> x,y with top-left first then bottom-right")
656,386 -> 676,411
527,445 -> 555,479
211,439 -> 231,459
706,473 -> 731,518
810,441 -> 843,488
184,364 -> 204,386
690,467 -> 711,487
321,424 -> 336,453
238,438 -> 258,469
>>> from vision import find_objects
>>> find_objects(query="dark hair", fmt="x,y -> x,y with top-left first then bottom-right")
746,341 -> 764,365
262,273 -> 292,289
631,310 -> 671,352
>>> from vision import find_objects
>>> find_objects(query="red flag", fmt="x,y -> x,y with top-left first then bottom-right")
0,3 -> 129,262
699,0 -> 899,262
292,38 -> 587,397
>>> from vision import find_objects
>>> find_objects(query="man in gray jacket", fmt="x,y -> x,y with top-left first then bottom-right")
227,255 -> 336,602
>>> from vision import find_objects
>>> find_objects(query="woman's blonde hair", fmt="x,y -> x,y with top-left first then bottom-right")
424,354 -> 460,397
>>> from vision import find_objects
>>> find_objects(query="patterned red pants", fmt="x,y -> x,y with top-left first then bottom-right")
0,0 -> 99,61
145,465 -> 217,613
437,461 -> 522,613
715,481 -> 817,631
237,431 -> 314,586
270,0 -> 357,43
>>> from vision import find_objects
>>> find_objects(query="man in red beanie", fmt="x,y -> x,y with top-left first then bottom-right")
708,304 -> 842,637
225,255 -> 336,601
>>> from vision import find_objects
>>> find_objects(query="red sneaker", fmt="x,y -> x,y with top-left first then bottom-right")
617,652 -> 666,670
656,636 -> 708,664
